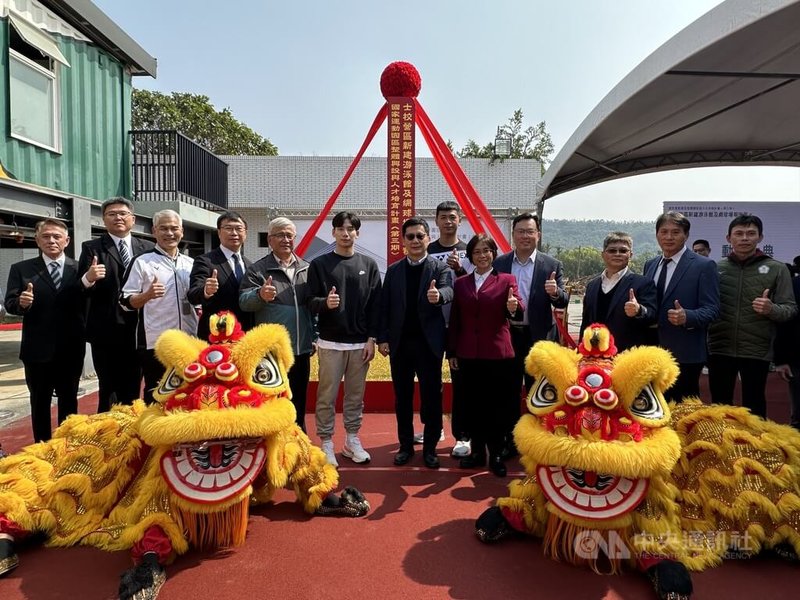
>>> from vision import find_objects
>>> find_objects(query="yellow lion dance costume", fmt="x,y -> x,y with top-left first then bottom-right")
476,324 -> 800,600
0,313 -> 368,599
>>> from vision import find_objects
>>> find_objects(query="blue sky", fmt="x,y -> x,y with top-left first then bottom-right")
95,0 -> 800,220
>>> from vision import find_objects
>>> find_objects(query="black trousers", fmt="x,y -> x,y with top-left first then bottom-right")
708,354 -> 771,418
390,337 -> 443,454
449,366 -> 469,441
664,362 -> 705,404
288,352 -> 311,432
139,349 -> 165,405
459,357 -> 516,459
91,327 -> 142,412
24,355 -> 83,442
508,325 -> 534,434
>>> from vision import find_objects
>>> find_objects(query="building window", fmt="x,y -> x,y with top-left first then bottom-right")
7,13 -> 70,153
258,232 -> 269,247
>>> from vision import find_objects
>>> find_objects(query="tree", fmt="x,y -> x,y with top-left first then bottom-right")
556,246 -> 605,282
132,89 -> 278,156
455,109 -> 554,172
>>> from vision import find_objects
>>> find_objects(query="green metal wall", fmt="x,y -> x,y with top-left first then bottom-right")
0,20 -> 133,200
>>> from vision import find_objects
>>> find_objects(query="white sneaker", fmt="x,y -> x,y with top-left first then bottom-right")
342,433 -> 371,464
451,439 -> 471,457
321,439 -> 338,468
414,429 -> 445,444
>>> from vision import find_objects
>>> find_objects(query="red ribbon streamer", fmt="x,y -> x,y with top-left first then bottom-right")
416,103 -> 510,253
295,104 -> 389,257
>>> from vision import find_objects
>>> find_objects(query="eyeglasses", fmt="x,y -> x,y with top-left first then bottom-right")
105,211 -> 132,218
514,229 -> 539,236
269,232 -> 295,240
221,225 -> 246,233
605,247 -> 630,255
404,232 -> 427,241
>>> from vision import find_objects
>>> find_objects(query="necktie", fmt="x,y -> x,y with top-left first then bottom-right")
234,254 -> 244,281
119,240 -> 131,269
49,261 -> 61,289
656,257 -> 671,306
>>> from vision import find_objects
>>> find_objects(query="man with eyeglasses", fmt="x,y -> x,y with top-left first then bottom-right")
188,211 -> 254,340
494,212 -> 568,457
580,232 -> 657,352
308,211 -> 382,467
377,217 -> 453,469
707,213 -> 797,417
78,197 -> 153,411
239,217 -> 315,432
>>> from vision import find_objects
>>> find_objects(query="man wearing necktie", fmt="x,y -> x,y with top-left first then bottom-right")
188,211 -> 254,340
4,219 -> 86,442
643,211 -> 720,403
78,198 -> 154,412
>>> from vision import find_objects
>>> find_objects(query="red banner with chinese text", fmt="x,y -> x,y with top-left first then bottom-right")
387,98 -> 415,265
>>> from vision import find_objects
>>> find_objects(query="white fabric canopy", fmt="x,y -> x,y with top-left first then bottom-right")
537,0 -> 800,204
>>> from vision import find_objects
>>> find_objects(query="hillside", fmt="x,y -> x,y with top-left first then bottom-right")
540,219 -> 658,255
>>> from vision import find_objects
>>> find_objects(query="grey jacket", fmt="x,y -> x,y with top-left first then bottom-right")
239,253 -> 316,355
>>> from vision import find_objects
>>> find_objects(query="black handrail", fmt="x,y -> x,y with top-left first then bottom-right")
130,130 -> 228,210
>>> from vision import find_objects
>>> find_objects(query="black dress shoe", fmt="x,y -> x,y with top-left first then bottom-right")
489,456 -> 507,477
423,453 -> 440,469
459,453 -> 487,469
393,449 -> 415,466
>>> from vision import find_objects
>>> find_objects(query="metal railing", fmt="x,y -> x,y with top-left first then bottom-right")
130,130 -> 228,210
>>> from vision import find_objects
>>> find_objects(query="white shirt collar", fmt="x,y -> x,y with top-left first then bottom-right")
663,246 -> 687,264
47,254 -> 65,268
600,266 -> 628,293
406,253 -> 428,266
513,249 -> 536,266
109,233 -> 131,246
219,245 -> 240,260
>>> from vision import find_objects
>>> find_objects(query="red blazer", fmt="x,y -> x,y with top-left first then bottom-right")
448,270 -> 524,360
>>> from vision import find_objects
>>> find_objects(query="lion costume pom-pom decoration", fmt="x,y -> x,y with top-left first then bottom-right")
476,324 -> 800,600
0,313 -> 368,600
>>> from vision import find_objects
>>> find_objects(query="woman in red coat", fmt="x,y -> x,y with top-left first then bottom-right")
448,234 -> 524,477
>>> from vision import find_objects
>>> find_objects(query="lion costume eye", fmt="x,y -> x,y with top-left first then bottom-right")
528,376 -> 560,412
252,355 -> 282,388
158,369 -> 184,395
629,384 -> 665,421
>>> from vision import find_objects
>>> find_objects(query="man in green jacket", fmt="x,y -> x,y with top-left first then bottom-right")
708,214 -> 798,418
239,217 -> 316,432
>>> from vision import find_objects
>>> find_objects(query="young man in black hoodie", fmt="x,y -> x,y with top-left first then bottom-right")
308,211 -> 382,467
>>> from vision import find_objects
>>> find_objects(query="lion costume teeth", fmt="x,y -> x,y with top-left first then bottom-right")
0,313 -> 369,598
479,323 -> 800,599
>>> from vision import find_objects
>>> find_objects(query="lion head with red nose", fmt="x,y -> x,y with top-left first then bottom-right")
515,323 -> 681,535
138,312 -> 297,509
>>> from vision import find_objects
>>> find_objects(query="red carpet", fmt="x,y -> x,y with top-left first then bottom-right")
0,377 -> 798,599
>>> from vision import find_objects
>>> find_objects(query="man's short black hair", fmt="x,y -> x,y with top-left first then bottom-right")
101,197 -> 134,215
727,213 -> 763,236
655,211 -> 691,235
332,211 -> 361,230
402,217 -> 430,235
512,212 -> 540,230
435,201 -> 461,216
216,211 -> 247,229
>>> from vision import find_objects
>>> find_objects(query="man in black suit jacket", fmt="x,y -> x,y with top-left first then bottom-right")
188,211 -> 253,340
493,213 -> 569,452
377,218 -> 454,469
78,197 -> 154,411
4,219 -> 86,442
581,232 -> 657,352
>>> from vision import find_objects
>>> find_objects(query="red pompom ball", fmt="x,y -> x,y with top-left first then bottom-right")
380,62 -> 421,99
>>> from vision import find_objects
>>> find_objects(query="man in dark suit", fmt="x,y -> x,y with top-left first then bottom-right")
4,219 -> 86,442
377,217 -> 454,469
643,211 -> 719,402
188,211 -> 253,340
493,213 -> 569,453
78,197 -> 153,411
581,232 -> 657,351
